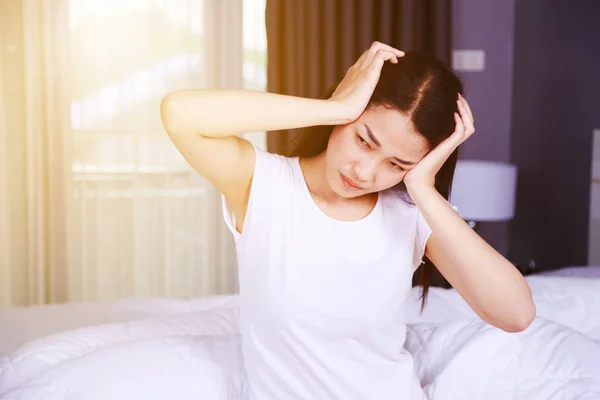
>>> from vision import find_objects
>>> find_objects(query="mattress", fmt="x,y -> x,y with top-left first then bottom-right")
0,273 -> 599,399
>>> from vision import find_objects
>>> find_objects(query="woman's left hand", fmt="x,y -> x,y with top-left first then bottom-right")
404,94 -> 475,192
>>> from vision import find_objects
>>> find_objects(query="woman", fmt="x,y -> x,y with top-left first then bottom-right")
160,42 -> 536,399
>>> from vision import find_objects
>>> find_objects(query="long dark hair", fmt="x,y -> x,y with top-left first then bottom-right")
287,51 -> 464,310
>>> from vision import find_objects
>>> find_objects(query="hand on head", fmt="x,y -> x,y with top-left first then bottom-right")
329,41 -> 405,122
404,93 -> 476,191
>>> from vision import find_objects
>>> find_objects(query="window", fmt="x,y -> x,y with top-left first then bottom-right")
63,0 -> 266,300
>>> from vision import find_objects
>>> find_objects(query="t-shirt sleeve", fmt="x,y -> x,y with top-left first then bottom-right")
413,210 -> 432,268
221,142 -> 288,239
412,201 -> 459,268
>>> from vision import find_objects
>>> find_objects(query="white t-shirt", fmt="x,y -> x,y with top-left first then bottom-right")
222,144 -> 432,400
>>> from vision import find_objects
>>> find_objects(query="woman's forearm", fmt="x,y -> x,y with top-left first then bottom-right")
409,185 -> 535,332
160,89 -> 351,137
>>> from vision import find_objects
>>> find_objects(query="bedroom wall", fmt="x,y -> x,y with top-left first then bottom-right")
451,0 -> 516,256
508,1 -> 600,271
452,0 -> 600,271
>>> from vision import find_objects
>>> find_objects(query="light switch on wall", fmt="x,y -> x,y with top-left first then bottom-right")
452,50 -> 486,72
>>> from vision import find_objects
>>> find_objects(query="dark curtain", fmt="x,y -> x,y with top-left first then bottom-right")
265,0 -> 452,156
265,0 -> 453,288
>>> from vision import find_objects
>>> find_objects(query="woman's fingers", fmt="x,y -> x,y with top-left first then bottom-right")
369,41 -> 405,57
367,49 -> 400,74
446,112 -> 465,146
332,41 -> 404,122
355,48 -> 373,69
418,113 -> 465,171
458,94 -> 474,124
361,41 -> 404,68
454,112 -> 464,134
457,99 -> 475,138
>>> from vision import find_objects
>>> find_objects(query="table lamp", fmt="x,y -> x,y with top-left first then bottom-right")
449,160 -> 518,229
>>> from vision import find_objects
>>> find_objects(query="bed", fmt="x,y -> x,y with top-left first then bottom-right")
1,266 -> 599,399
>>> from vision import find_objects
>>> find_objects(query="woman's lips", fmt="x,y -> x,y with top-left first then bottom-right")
340,173 -> 363,190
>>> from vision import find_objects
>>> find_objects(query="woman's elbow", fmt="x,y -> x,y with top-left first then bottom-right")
160,93 -> 178,131
502,299 -> 537,333
160,94 -> 192,137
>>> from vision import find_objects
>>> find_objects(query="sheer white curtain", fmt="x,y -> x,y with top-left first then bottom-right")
0,0 -> 266,308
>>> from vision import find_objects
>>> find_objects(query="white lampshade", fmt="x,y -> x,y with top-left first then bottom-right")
449,160 -> 518,222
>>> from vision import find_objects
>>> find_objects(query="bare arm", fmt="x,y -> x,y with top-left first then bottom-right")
414,187 -> 535,333
160,42 -> 404,233
160,90 -> 351,138
160,90 -> 348,233
405,95 -> 535,333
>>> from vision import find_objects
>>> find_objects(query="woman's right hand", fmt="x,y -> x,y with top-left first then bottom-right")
329,42 -> 405,122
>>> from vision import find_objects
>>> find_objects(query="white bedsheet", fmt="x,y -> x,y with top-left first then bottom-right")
0,296 -> 238,357
405,274 -> 600,342
1,274 -> 599,399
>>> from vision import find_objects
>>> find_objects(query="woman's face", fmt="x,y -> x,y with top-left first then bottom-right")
326,106 -> 429,198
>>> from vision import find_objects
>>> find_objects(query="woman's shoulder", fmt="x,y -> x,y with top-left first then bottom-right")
249,140 -> 292,162
247,141 -> 301,190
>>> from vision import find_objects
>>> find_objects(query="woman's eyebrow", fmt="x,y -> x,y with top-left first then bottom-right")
364,124 -> 382,147
364,124 -> 416,165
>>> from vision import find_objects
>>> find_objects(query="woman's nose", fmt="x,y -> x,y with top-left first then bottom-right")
353,159 -> 377,182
